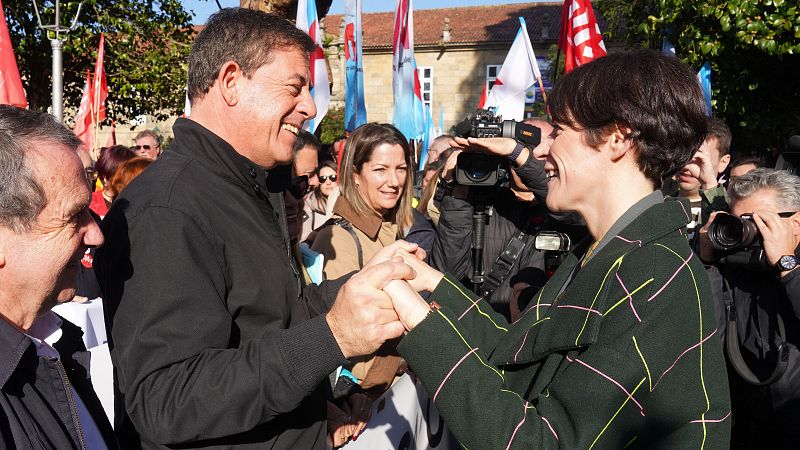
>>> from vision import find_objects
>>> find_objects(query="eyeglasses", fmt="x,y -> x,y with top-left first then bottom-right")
85,168 -> 98,181
133,145 -> 153,151
319,174 -> 337,183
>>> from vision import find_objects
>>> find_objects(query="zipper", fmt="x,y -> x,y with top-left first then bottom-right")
55,358 -> 87,450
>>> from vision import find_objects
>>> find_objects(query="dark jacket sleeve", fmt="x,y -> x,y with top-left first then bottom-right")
430,194 -> 474,278
781,267 -> 800,321
100,207 -> 347,444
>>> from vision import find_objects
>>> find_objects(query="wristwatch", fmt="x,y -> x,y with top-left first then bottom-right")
777,255 -> 798,273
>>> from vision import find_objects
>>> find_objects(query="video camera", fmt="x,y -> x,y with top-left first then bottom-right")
453,109 -> 542,187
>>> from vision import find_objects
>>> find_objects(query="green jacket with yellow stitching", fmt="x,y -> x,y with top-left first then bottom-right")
398,199 -> 731,449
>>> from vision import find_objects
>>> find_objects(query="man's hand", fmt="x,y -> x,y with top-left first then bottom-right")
688,149 -> 720,190
450,136 -> 531,167
384,280 -> 431,331
752,211 -> 799,274
326,259 -> 413,358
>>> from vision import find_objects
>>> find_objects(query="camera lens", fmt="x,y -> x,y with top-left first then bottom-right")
708,214 -> 760,251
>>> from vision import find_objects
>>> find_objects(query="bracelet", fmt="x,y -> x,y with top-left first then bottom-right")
508,142 -> 525,163
425,301 -> 441,320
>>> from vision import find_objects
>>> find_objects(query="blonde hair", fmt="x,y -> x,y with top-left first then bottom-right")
338,123 -> 413,236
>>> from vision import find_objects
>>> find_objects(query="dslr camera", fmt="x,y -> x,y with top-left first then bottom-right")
453,108 -> 541,187
708,213 -> 768,269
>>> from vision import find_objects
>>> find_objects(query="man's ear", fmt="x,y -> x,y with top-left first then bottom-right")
0,228 -> 9,269
791,213 -> 800,242
607,124 -> 634,162
718,154 -> 731,174
216,61 -> 242,107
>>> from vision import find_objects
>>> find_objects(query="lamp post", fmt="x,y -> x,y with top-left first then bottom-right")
32,0 -> 82,122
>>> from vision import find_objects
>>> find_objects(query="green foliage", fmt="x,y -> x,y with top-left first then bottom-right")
4,0 -> 193,125
319,105 -> 345,145
596,0 -> 800,153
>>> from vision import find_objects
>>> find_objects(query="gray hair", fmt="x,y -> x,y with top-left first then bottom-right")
134,129 -> 161,147
0,105 -> 82,233
728,168 -> 800,211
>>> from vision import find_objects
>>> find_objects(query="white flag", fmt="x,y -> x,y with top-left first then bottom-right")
484,17 -> 538,121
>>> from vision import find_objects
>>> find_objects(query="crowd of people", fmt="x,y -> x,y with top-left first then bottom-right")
0,6 -> 797,450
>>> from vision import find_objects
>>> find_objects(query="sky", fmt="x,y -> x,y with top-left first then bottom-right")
184,0 -> 548,24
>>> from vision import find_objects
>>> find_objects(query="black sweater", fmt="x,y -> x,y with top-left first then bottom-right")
96,119 -> 348,449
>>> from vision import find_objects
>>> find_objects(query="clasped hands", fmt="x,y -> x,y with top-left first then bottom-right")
326,240 -> 444,359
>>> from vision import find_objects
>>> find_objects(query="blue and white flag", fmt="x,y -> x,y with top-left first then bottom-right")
344,0 -> 367,132
296,0 -> 330,132
392,0 -> 425,140
698,62 -> 712,116
418,104 -> 435,170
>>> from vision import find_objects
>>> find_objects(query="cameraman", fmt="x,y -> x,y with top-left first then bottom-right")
430,119 -> 568,321
699,168 -> 800,449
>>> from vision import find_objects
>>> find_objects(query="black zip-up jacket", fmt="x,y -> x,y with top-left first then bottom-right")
96,119 -> 349,449
0,315 -> 118,449
709,261 -> 800,448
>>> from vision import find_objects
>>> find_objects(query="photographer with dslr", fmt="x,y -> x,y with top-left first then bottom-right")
698,168 -> 800,449
430,114 -> 570,321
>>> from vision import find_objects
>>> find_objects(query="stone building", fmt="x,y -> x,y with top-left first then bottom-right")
321,2 -> 562,133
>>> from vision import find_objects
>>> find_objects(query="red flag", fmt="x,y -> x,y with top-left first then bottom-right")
92,33 -> 108,124
477,84 -> 487,109
0,0 -> 26,108
73,70 -> 95,150
105,120 -> 116,147
558,0 -> 607,73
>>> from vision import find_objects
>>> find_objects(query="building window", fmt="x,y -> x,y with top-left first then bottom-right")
418,66 -> 433,109
486,64 -> 501,93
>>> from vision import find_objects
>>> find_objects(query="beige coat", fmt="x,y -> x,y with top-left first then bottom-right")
311,196 -> 402,396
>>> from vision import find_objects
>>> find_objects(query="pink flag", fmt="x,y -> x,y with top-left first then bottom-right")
0,0 -> 27,108
92,33 -> 108,124
73,70 -> 95,150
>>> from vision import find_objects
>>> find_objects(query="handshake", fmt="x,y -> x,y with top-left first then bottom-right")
325,241 -> 444,359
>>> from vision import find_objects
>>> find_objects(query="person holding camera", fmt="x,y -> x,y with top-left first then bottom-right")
699,168 -> 800,449
430,118 -> 565,321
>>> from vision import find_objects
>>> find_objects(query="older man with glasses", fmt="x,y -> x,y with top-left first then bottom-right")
133,129 -> 161,159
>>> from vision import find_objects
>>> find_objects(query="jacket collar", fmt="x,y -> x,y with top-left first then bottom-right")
171,118 -> 287,195
492,198 -> 693,365
333,196 -> 383,240
0,312 -> 88,388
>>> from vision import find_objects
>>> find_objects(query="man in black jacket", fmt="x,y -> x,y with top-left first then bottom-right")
96,9 -> 415,449
699,168 -> 800,449
0,106 -> 117,448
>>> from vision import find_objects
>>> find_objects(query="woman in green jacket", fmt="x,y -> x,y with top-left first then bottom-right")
386,50 -> 732,449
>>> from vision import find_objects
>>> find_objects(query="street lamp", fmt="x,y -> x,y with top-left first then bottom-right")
32,0 -> 83,122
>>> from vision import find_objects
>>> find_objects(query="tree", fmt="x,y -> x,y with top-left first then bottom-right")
239,0 -> 332,20
4,0 -> 193,124
596,0 -> 800,153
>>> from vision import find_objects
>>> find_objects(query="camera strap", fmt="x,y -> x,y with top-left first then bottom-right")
723,271 -> 791,386
479,230 -> 535,298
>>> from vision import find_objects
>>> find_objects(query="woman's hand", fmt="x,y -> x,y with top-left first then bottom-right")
342,393 -> 372,440
384,280 -> 431,331
327,402 -> 358,448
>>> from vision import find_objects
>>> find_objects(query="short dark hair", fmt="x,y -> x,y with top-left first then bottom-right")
292,129 -> 321,156
730,152 -> 767,171
134,129 -> 162,147
706,117 -> 732,156
188,8 -> 315,103
0,105 -> 82,232
549,49 -> 708,188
